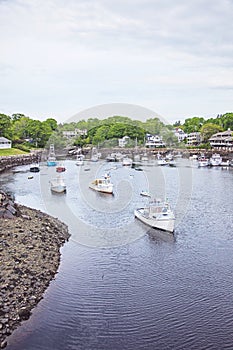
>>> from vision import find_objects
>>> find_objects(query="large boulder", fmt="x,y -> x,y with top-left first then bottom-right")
0,191 -> 21,219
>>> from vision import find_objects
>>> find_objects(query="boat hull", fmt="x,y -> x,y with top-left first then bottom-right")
134,209 -> 175,233
51,186 -> 66,193
89,183 -> 113,194
47,161 -> 57,166
30,167 -> 40,172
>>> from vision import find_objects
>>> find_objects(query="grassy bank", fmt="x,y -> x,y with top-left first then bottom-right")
0,148 -> 29,157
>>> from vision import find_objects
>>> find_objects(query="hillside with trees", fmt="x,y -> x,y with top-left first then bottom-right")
0,112 -> 232,151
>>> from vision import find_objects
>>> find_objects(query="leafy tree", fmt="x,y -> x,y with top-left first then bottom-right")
11,117 -> 31,140
44,118 -> 58,131
220,113 -> 233,130
200,123 -> 223,142
107,123 -> 126,139
11,113 -> 26,122
0,114 -> 12,137
174,120 -> 181,127
182,117 -> 205,133
143,118 -> 164,134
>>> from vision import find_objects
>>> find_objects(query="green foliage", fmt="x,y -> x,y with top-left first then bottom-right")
0,114 -> 12,137
182,117 -> 205,133
200,123 -> 223,142
143,118 -> 164,134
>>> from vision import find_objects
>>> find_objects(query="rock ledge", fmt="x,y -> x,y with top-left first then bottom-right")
0,192 -> 70,348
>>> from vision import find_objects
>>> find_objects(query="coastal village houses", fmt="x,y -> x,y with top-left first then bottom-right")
0,137 -> 12,149
209,129 -> 233,151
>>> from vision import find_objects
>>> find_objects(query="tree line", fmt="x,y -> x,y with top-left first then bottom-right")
0,112 -> 232,150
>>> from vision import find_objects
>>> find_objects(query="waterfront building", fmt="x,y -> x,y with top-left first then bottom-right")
145,134 -> 166,148
63,129 -> 87,138
187,132 -> 202,146
173,128 -> 187,142
209,129 -> 233,151
0,137 -> 12,149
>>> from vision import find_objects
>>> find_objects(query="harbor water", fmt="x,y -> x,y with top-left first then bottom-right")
1,159 -> 233,350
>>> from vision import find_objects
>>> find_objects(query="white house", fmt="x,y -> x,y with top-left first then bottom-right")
173,128 -> 187,142
145,134 -> 166,148
118,136 -> 130,147
0,137 -> 12,149
63,129 -> 87,139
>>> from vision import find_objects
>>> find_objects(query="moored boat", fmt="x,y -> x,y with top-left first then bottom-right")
197,154 -> 209,167
89,174 -> 113,194
56,163 -> 66,172
140,191 -> 151,197
47,144 -> 57,166
122,157 -> 133,166
30,164 -> 40,172
134,199 -> 175,233
210,153 -> 222,166
76,154 -> 84,166
157,158 -> 168,166
50,176 -> 66,193
221,160 -> 230,167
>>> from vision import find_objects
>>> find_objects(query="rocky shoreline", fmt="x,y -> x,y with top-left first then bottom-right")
0,192 -> 70,349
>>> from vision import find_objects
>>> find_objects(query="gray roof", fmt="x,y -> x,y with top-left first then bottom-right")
0,137 -> 11,142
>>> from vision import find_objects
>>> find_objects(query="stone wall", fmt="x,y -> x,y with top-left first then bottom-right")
0,153 -> 41,173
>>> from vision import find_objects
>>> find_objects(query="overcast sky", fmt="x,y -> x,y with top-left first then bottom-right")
0,0 -> 233,124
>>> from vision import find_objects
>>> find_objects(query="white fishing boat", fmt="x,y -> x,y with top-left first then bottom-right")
76,154 -> 84,166
134,199 -> 175,233
140,191 -> 151,197
47,144 -> 57,166
209,153 -> 222,166
122,157 -> 133,166
89,174 -> 113,194
50,176 -> 66,193
198,154 -> 209,167
157,158 -> 168,166
221,160 -> 230,167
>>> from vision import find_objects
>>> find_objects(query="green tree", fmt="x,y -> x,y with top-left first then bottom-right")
11,113 -> 26,122
143,118 -> 164,134
0,114 -> 12,137
200,123 -> 223,142
44,118 -> 58,131
183,117 -> 205,133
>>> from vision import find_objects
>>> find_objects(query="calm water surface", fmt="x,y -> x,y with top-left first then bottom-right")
1,160 -> 233,350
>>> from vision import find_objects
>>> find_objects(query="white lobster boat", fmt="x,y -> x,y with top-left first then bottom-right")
50,176 -> 66,193
198,154 -> 209,167
134,199 -> 175,233
89,174 -> 113,194
210,153 -> 222,166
